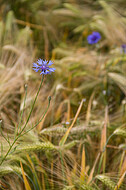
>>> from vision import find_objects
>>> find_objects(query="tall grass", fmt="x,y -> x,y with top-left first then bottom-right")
0,0 -> 126,189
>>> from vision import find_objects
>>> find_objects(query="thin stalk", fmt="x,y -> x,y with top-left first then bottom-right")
16,84 -> 28,135
97,153 -> 103,175
0,139 -> 17,166
18,96 -> 51,137
19,75 -> 44,135
59,151 -> 66,185
102,133 -> 114,152
96,133 -> 114,177
0,121 -> 10,145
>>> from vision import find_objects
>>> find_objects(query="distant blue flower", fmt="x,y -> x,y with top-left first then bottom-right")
121,44 -> 126,54
87,32 -> 101,44
33,59 -> 55,75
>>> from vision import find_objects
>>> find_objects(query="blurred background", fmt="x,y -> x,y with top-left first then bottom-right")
0,0 -> 126,190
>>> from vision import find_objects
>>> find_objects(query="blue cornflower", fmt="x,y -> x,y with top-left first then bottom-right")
121,44 -> 126,54
33,59 -> 55,75
87,31 -> 101,44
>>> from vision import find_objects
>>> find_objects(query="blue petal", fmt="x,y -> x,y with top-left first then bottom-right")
87,35 -> 93,44
45,70 -> 50,74
122,44 -> 126,49
40,71 -> 47,75
93,32 -> 101,38
37,59 -> 43,65
48,60 -> 53,66
33,68 -> 40,72
40,71 -> 45,75
43,60 -> 48,65
33,63 -> 39,68
49,68 -> 55,72
40,70 -> 51,75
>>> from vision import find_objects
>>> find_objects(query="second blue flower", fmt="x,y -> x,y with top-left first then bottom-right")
87,31 -> 101,44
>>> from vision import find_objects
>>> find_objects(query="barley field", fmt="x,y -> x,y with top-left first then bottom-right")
0,0 -> 126,190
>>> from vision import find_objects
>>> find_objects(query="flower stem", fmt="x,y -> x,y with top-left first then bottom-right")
19,75 -> 44,135
18,96 -> 51,138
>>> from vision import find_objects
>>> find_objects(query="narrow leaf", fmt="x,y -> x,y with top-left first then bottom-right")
59,99 -> 84,146
20,161 -> 31,190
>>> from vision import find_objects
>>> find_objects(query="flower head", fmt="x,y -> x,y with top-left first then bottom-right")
121,44 -> 126,54
33,59 -> 55,75
87,31 -> 101,44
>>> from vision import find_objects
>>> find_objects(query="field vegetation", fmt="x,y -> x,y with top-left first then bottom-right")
0,0 -> 126,189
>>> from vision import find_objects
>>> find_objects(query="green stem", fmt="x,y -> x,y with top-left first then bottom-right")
0,121 -> 10,145
97,153 -> 103,174
18,96 -> 51,138
0,139 -> 16,165
102,133 -> 114,152
59,150 -> 66,185
19,75 -> 44,135
0,75 -> 44,166
16,84 -> 28,135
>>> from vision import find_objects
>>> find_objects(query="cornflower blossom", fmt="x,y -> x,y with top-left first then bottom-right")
87,31 -> 101,44
33,59 -> 55,75
121,44 -> 126,54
